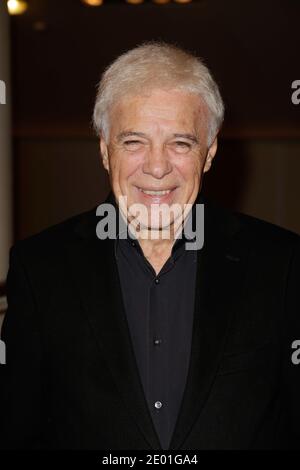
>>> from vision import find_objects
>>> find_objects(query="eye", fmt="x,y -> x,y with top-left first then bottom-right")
123,140 -> 143,150
176,141 -> 190,147
124,140 -> 142,145
173,141 -> 192,152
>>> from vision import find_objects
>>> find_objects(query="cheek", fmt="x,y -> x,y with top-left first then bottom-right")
175,155 -> 202,181
111,153 -> 142,182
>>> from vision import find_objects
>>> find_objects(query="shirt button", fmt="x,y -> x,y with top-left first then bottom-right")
154,339 -> 162,346
155,401 -> 162,410
131,241 -> 136,247
154,278 -> 160,284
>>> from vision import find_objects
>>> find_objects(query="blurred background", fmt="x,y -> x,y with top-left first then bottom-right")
0,0 -> 299,325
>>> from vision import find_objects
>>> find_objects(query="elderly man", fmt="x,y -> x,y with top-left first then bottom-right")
0,42 -> 300,450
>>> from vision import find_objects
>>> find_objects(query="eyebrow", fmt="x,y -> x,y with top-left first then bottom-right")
116,131 -> 148,142
173,133 -> 199,144
116,131 -> 199,144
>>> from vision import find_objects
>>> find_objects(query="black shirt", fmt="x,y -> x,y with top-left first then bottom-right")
114,207 -> 198,450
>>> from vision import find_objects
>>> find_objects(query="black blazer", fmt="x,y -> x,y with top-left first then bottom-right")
1,193 -> 300,450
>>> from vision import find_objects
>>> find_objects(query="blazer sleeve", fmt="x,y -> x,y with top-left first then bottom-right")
281,238 -> 300,449
0,244 -> 46,449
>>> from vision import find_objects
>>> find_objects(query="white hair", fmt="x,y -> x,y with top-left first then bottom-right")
92,41 -> 224,146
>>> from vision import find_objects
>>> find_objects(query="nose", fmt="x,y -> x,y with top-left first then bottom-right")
142,144 -> 172,179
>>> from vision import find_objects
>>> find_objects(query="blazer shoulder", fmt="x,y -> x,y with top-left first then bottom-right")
235,210 -> 300,247
9,206 -> 99,262
206,199 -> 300,252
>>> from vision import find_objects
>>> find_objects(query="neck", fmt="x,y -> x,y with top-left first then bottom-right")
115,199 -> 195,274
139,236 -> 175,275
135,222 -> 185,275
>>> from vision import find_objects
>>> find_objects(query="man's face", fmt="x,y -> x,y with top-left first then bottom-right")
100,88 -> 217,233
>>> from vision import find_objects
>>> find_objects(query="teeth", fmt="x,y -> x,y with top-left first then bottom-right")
140,189 -> 172,196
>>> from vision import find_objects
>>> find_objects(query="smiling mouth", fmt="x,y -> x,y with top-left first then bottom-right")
137,187 -> 176,196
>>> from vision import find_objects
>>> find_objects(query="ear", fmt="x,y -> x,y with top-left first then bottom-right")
203,136 -> 218,173
100,136 -> 110,173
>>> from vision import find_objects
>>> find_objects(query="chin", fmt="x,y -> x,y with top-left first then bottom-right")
141,216 -> 175,233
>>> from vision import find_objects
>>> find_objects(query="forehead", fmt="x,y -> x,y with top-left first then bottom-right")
109,88 -> 206,131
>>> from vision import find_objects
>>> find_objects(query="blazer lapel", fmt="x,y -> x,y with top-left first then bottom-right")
169,202 -> 249,449
66,203 -> 162,449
